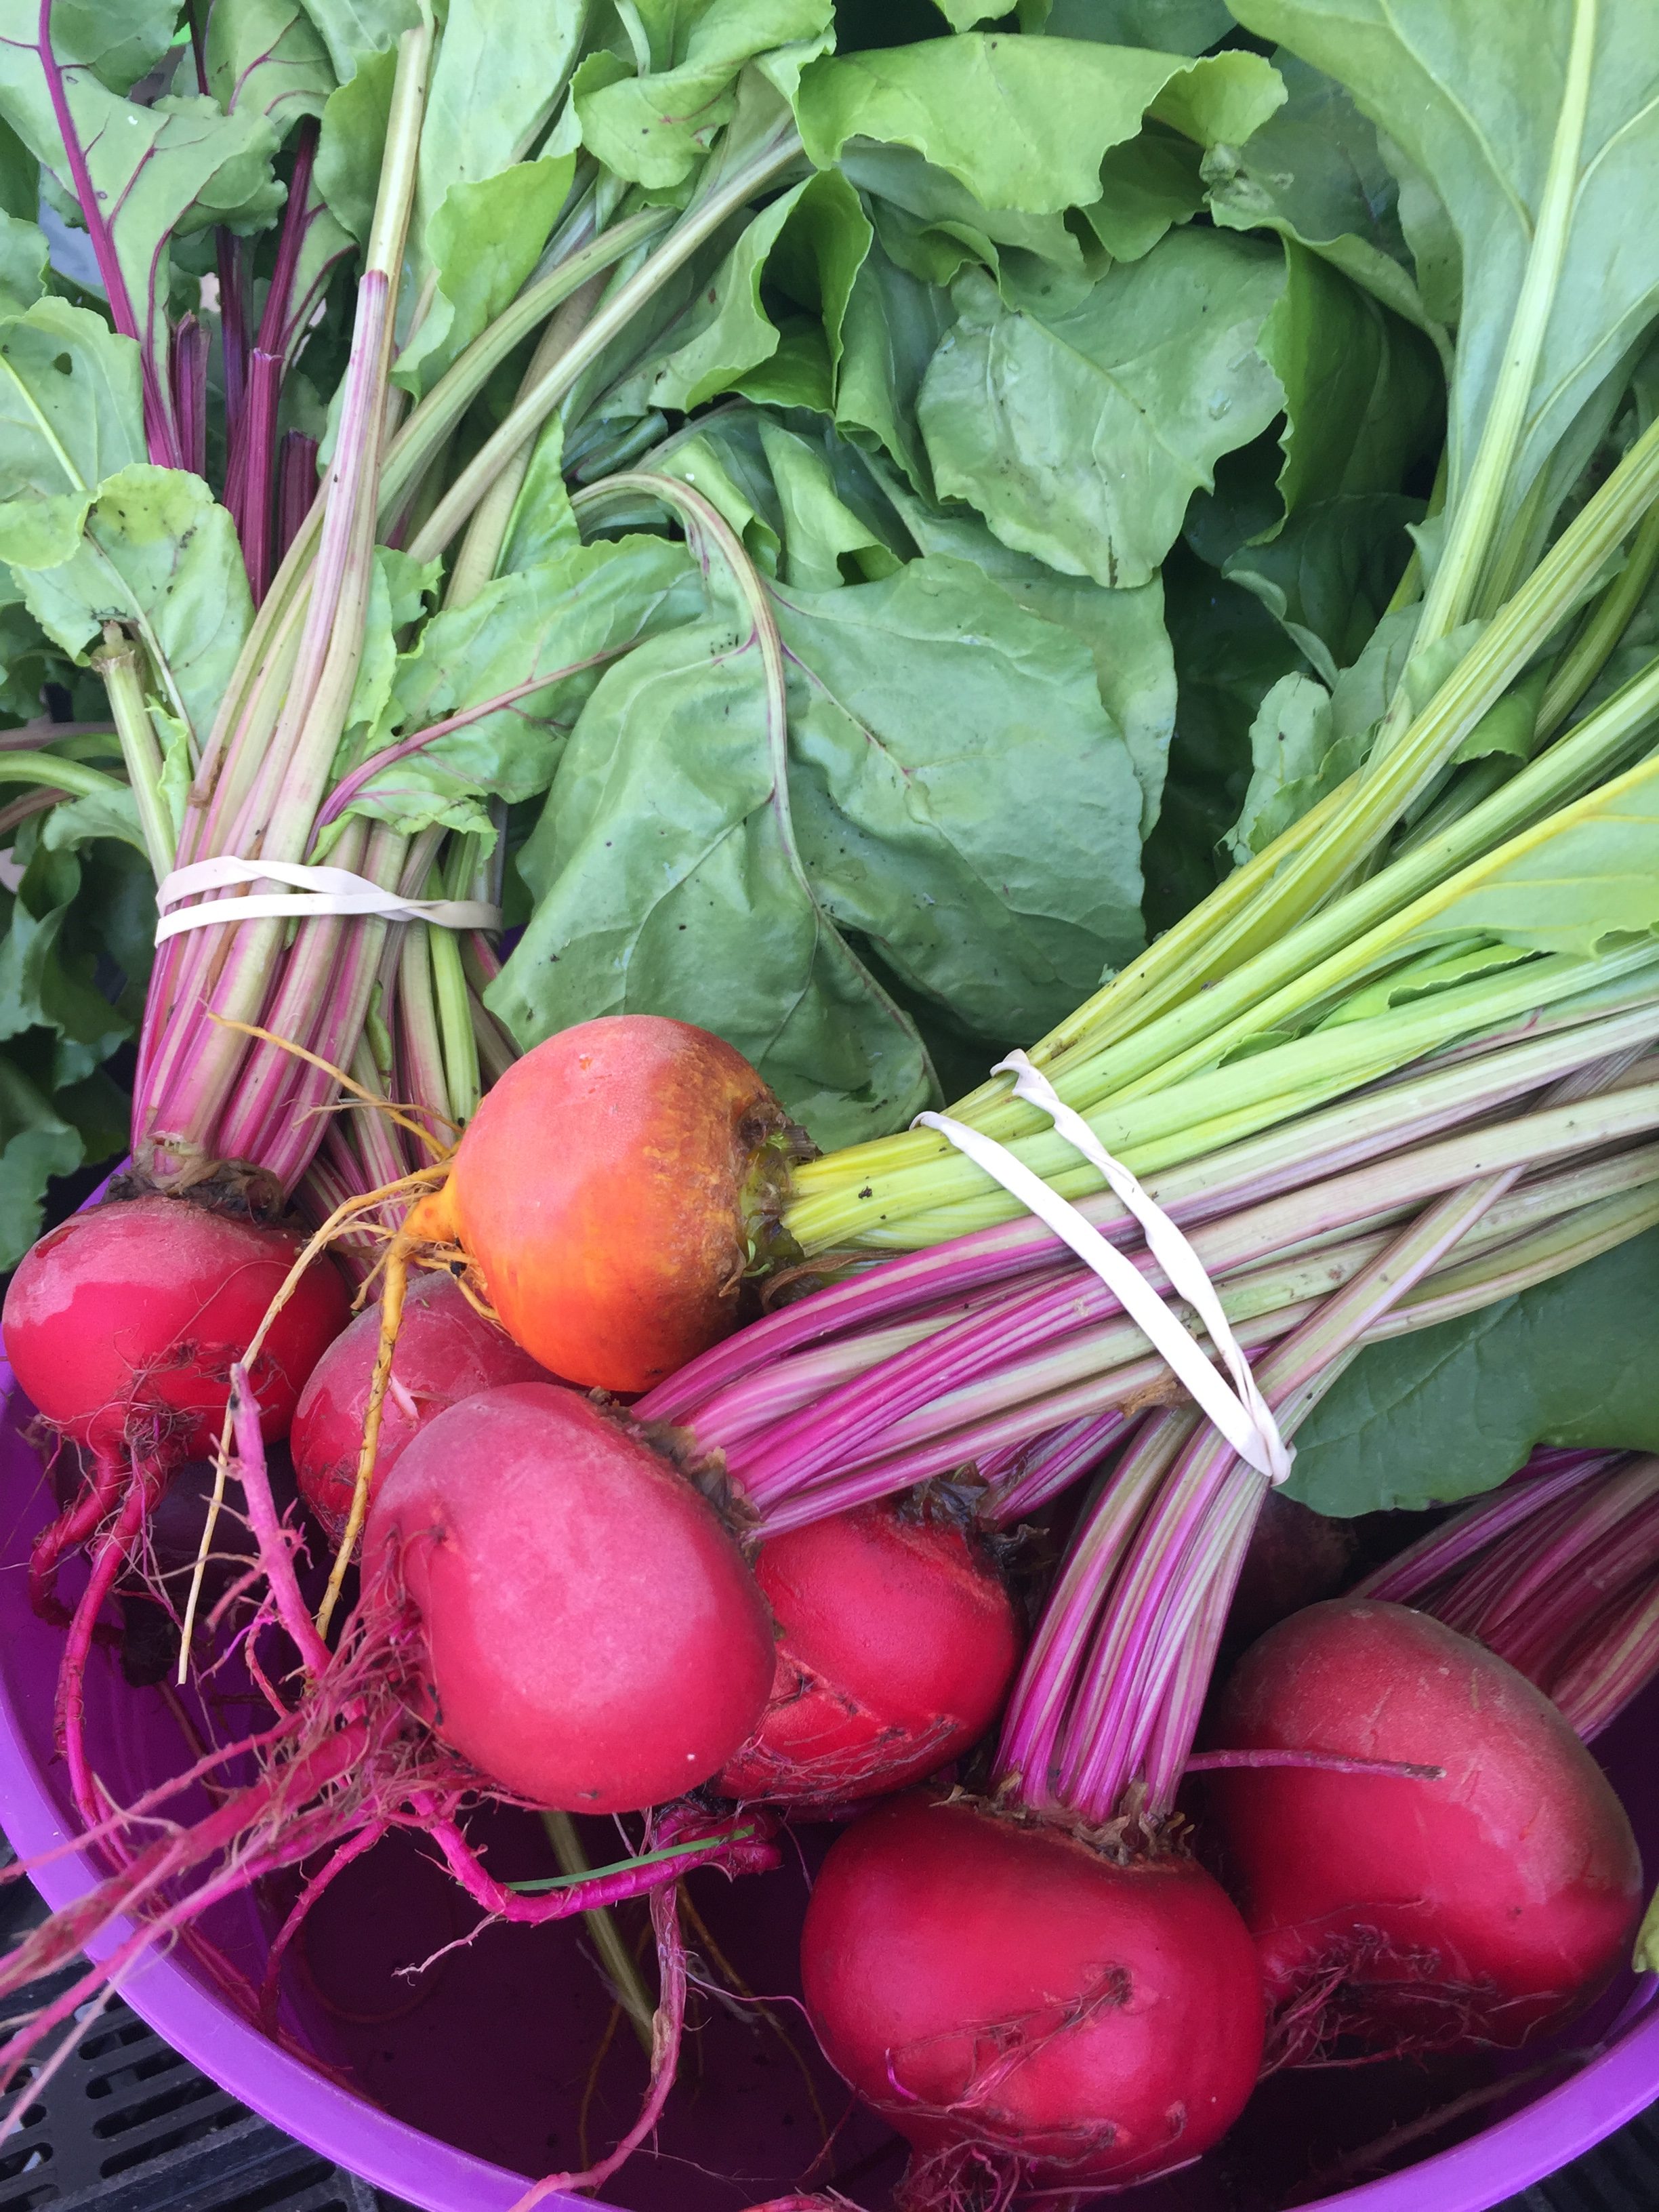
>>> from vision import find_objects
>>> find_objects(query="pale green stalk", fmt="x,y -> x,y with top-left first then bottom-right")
1376,0 -> 1598,722
786,945 -> 1659,1249
988,407 -> 1659,1102
408,124 -> 804,562
90,626 -> 175,880
1537,501 -> 1659,739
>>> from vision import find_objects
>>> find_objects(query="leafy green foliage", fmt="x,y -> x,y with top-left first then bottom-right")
4,464 -> 253,750
576,0 -> 836,188
488,610 -> 937,1148
1227,0 -> 1659,562
1288,1229 -> 1659,1515
0,806 -> 154,1268
919,236 -> 1287,589
487,512 -> 1151,1141
796,33 -> 1284,213
0,0 -> 283,402
1203,51 -> 1446,354
335,537 -> 705,842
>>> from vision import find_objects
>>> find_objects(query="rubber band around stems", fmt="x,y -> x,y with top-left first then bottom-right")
153,857 -> 500,944
913,1050 -> 1292,1485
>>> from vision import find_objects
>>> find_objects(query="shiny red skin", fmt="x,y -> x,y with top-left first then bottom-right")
364,1382 -> 775,1812
2,1195 -> 348,1456
291,1272 -> 548,1537
423,1015 -> 784,1394
802,1795 -> 1265,2191
1209,1600 -> 1643,2060
718,1502 -> 1021,1807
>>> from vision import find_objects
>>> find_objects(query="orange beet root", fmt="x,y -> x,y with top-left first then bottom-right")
418,1016 -> 800,1393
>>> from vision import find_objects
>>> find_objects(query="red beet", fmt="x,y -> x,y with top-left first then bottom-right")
718,1501 -> 1021,1807
365,1382 -> 775,1812
291,1271 -> 548,1536
1208,1599 -> 1643,2062
802,1794 -> 1264,2194
1225,1487 -> 1358,1647
3,1195 -> 348,1456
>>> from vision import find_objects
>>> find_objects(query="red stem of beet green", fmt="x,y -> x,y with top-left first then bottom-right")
314,649 -> 630,829
1355,1448 -> 1659,1738
130,22 -> 431,1181
276,432 -> 319,566
169,316 -> 208,478
217,233 -> 251,455
35,0 -> 179,466
229,123 -> 323,604
141,251 -> 406,1164
1357,1448 -> 1620,1605
993,1166 -> 1557,1828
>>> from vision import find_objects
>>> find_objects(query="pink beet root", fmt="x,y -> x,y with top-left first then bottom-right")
3,1194 -> 348,1457
802,1793 -> 1264,2196
365,1382 -> 775,1812
718,1500 -> 1021,1807
292,1271 -> 549,1536
1208,1599 -> 1643,2064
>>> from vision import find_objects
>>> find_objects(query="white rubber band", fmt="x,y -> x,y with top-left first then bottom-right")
154,857 -> 501,945
914,1050 -> 1292,1484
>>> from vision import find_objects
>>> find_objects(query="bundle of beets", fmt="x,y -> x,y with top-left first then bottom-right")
5,0 -> 1659,2207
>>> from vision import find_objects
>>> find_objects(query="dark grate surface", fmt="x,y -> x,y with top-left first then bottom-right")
1497,2103 -> 1659,2212
0,1863 -> 401,2212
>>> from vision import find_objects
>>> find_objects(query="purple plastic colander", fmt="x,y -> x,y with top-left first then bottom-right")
0,1338 -> 1654,2212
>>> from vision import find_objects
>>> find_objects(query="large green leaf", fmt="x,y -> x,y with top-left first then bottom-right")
576,0 -> 835,188
1,465 -> 253,752
1287,1229 -> 1659,1515
1079,129 -> 1206,264
1043,0 -> 1232,48
796,35 -> 1284,216
0,7 -> 283,412
1223,491 -> 1422,686
0,842 -> 126,1075
337,537 -> 705,842
843,142 -> 1090,305
0,1054 -> 83,1267
0,298 -> 144,533
1204,51 -> 1446,356
1260,241 -> 1442,525
773,554 -> 1145,1040
878,482 -> 1176,836
487,615 -> 935,1148
388,0 -> 586,393
834,231 -> 954,492
314,43 -> 396,243
1225,0 -> 1659,553
918,235 -> 1287,589
1225,667 -> 1357,862
294,0 -> 419,82
1391,748 -> 1659,962
621,170 -> 870,415
1141,548 -> 1305,931
394,156 -> 576,398
0,209 -> 45,316
418,0 -> 583,201
206,0 -> 337,138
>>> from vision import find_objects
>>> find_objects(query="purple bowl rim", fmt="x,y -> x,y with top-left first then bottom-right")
1,1203 -> 1654,2210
